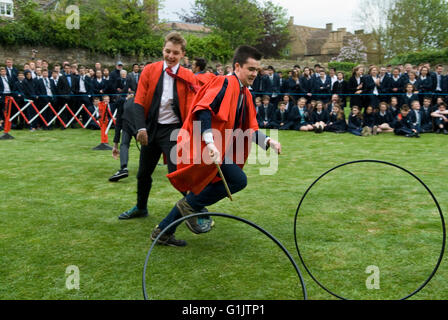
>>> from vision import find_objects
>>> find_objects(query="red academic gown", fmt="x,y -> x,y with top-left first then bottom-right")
167,74 -> 259,195
195,72 -> 216,87
134,61 -> 197,123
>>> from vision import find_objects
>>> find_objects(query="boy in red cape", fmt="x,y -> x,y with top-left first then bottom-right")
151,46 -> 282,247
118,32 -> 199,221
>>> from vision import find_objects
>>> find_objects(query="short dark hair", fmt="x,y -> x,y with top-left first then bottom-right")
132,63 -> 139,68
232,45 -> 262,69
294,64 -> 301,69
194,57 -> 207,72
401,104 -> 410,111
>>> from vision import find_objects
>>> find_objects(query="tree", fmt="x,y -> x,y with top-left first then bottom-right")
332,37 -> 368,64
386,0 -> 448,55
254,1 -> 290,58
354,0 -> 392,62
177,0 -> 263,49
178,0 -> 290,57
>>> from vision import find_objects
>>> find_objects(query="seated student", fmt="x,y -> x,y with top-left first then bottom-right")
270,101 -> 290,130
325,103 -> 347,133
326,94 -> 341,113
421,96 -> 435,129
409,100 -> 432,134
394,104 -> 420,138
348,105 -> 363,136
287,97 -> 313,131
374,102 -> 395,133
332,72 -> 348,109
254,96 -> 263,124
86,97 -> 101,129
281,94 -> 295,111
431,102 -> 448,134
310,100 -> 329,133
388,96 -> 400,117
258,95 -> 275,129
362,105 -> 377,136
402,83 -> 419,107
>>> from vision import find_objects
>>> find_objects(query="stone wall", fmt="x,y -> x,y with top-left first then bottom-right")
0,45 -> 334,71
0,45 -> 152,69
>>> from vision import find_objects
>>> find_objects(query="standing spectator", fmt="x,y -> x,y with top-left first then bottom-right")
263,66 -> 281,106
286,69 -> 304,97
5,58 -> 18,83
128,63 -> 140,93
348,66 -> 364,109
92,70 -> 106,96
378,66 -> 390,103
362,66 -> 381,109
332,71 -> 348,109
402,84 -> 419,107
51,68 -> 71,127
182,56 -> 192,70
312,69 -> 331,104
329,67 -> 337,91
434,64 -> 447,99
389,68 -> 404,105
35,69 -> 55,129
192,57 -> 215,87
95,62 -> 102,72
0,67 -> 14,126
417,66 -> 435,105
74,66 -> 93,123
110,61 -> 124,85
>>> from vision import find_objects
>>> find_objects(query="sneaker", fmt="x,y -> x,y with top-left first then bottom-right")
443,129 -> 448,135
176,198 -> 204,234
198,208 -> 215,232
372,126 -> 378,135
118,206 -> 148,220
151,226 -> 187,247
109,168 -> 129,182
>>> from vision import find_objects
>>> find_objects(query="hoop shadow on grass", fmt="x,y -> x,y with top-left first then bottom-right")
143,212 -> 308,300
294,160 -> 446,300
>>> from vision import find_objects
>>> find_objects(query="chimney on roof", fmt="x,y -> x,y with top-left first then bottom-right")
326,23 -> 333,31
289,16 -> 294,25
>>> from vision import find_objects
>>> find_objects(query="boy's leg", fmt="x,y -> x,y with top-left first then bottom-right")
157,159 -> 247,235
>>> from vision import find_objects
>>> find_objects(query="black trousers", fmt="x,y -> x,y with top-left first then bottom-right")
136,123 -> 180,210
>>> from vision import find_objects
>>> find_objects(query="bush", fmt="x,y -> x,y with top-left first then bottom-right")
388,48 -> 448,65
328,61 -> 358,72
185,34 -> 233,64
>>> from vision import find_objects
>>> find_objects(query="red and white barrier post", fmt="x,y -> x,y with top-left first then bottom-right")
0,96 -> 14,140
92,101 -> 113,150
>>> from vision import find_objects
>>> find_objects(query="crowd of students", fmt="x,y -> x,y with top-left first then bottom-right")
0,57 -> 146,131
1,56 -> 447,137
251,63 -> 448,137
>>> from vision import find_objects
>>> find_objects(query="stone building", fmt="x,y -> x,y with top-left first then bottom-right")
159,21 -> 211,37
286,17 -> 380,64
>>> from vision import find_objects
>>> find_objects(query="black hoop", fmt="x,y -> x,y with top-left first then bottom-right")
294,160 -> 446,300
143,212 -> 308,300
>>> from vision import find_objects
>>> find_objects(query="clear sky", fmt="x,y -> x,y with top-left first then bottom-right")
159,0 -> 362,32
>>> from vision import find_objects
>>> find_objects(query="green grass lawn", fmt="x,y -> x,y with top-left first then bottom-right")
0,128 -> 447,300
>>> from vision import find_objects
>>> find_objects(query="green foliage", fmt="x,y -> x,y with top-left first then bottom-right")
180,0 -> 290,58
185,34 -> 233,63
254,1 -> 290,58
386,0 -> 448,56
0,0 -> 163,57
328,62 -> 358,72
186,0 -> 263,49
388,47 -> 448,65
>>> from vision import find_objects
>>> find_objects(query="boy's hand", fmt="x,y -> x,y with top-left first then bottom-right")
269,139 -> 282,154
